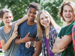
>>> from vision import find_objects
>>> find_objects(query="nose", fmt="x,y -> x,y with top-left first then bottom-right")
44,18 -> 47,21
67,11 -> 70,15
30,13 -> 34,16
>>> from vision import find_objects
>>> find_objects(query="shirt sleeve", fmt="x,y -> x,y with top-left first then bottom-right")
0,33 -> 4,40
65,24 -> 73,35
58,28 -> 63,38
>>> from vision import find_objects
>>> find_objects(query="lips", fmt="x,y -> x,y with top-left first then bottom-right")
66,17 -> 71,19
29,16 -> 34,19
43,22 -> 49,25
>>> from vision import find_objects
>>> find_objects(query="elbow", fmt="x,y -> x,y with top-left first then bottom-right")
3,48 -> 7,52
15,39 -> 19,44
15,40 -> 17,44
52,49 -> 56,53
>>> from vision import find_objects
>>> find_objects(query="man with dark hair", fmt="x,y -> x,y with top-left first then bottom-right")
15,2 -> 41,56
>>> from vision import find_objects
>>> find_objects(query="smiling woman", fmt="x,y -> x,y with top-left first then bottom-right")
37,10 -> 61,56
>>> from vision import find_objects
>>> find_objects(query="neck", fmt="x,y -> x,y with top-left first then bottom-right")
45,25 -> 50,30
45,25 -> 50,39
27,20 -> 35,25
67,20 -> 74,26
3,25 -> 12,34
4,25 -> 11,29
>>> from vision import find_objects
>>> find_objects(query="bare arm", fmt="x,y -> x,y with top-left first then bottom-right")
15,32 -> 36,44
55,35 -> 72,50
1,31 -> 17,52
16,15 -> 28,26
33,41 -> 42,56
52,43 -> 67,53
14,15 -> 28,31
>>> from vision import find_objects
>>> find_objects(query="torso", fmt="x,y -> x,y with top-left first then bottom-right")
0,24 -> 19,56
58,21 -> 75,56
17,20 -> 37,55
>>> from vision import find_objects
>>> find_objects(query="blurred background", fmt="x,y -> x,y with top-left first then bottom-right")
0,0 -> 63,27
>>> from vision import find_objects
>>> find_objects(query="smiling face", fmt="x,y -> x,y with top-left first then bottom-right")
1,12 -> 13,27
27,7 -> 38,22
62,5 -> 75,23
40,12 -> 50,28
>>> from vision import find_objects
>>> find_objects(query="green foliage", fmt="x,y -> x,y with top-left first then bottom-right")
0,0 -> 63,26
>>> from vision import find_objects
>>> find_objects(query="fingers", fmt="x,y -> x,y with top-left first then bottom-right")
12,31 -> 18,39
26,32 -> 30,36
25,41 -> 31,49
14,31 -> 18,35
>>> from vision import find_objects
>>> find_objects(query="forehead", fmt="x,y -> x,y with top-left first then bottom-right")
63,5 -> 73,10
3,12 -> 12,17
40,12 -> 48,18
28,7 -> 38,12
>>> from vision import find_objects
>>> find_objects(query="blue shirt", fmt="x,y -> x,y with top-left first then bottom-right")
16,20 -> 37,56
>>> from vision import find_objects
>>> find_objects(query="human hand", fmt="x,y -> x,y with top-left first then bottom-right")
25,41 -> 31,48
12,31 -> 18,39
22,32 -> 30,43
31,42 -> 36,47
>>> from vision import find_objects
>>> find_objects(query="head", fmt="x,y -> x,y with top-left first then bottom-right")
0,9 -> 13,27
37,10 -> 60,40
59,1 -> 75,23
27,2 -> 40,22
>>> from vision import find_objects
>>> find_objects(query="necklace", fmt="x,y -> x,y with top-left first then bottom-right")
46,35 -> 49,39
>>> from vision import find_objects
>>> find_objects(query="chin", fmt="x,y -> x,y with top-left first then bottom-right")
8,23 -> 12,27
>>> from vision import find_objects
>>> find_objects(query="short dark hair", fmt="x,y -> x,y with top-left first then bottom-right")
28,2 -> 40,11
0,9 -> 12,18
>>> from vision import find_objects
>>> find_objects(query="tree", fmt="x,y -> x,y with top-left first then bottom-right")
0,0 -> 63,26
40,0 -> 63,26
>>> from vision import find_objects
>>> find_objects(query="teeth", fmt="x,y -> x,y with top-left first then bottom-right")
7,21 -> 10,23
30,16 -> 33,18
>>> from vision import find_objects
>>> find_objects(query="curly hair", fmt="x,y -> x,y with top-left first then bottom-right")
28,2 -> 40,11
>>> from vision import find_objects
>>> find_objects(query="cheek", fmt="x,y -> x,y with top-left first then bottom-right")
40,20 -> 42,24
11,18 -> 13,21
27,13 -> 30,16
40,20 -> 43,25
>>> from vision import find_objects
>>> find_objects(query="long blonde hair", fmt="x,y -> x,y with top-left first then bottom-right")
37,10 -> 61,40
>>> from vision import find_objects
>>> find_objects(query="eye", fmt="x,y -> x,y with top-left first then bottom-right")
5,17 -> 8,19
29,11 -> 31,13
33,12 -> 36,14
9,16 -> 11,18
45,16 -> 48,19
69,10 -> 73,13
40,18 -> 43,20
64,10 -> 67,12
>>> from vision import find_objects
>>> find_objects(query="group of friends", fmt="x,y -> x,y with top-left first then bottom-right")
0,1 -> 75,56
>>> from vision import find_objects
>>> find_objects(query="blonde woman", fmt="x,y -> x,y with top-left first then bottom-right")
37,10 -> 62,56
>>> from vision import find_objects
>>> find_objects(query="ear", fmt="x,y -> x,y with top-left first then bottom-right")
62,13 -> 63,17
74,14 -> 75,20
0,18 -> 3,21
